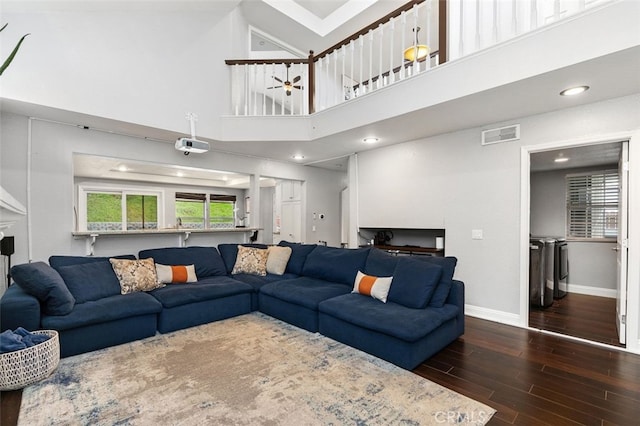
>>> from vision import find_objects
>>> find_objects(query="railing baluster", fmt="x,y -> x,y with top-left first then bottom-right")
302,63 -> 308,115
400,11 -> 406,80
233,64 -> 239,116
512,0 -> 518,36
492,0 -> 499,44
475,0 -> 481,52
325,55 -> 330,110
298,63 -> 309,115
332,50 -> 340,105
425,0 -> 431,70
280,64 -> 285,115
253,64 -> 258,116
378,24 -> 383,89
531,0 -> 538,31
553,0 -> 561,23
459,0 -> 465,58
389,17 -> 395,84
271,63 -> 275,116
244,64 -> 248,116
341,46 -> 346,102
368,30 -> 373,91
262,64 -> 266,116
359,35 -> 364,95
350,40 -> 354,98
412,4 -> 418,75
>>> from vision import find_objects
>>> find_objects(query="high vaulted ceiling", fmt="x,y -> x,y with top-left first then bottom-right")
2,0 -> 639,175
241,0 -> 406,54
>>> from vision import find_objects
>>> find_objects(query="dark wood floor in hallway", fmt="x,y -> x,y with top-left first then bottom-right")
2,313 -> 639,425
529,292 -> 623,348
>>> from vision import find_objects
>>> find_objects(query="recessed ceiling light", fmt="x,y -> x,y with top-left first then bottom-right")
363,137 -> 379,144
560,86 -> 589,96
117,165 -> 128,172
292,154 -> 305,160
554,157 -> 570,163
176,171 -> 184,177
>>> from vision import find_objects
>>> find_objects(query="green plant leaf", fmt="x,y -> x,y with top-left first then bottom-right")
1,32 -> 30,76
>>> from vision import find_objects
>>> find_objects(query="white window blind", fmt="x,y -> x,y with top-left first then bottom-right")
566,170 -> 619,239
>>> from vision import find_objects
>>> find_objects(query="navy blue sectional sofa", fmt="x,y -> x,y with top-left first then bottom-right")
0,242 -> 464,369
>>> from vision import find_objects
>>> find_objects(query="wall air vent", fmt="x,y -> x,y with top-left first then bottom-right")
481,124 -> 520,145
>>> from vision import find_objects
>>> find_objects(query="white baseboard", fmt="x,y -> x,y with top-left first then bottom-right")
567,283 -> 616,298
465,304 -> 523,327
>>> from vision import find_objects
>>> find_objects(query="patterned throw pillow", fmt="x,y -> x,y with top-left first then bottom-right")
266,246 -> 292,275
156,264 -> 198,284
109,258 -> 164,294
352,270 -> 393,303
231,245 -> 268,276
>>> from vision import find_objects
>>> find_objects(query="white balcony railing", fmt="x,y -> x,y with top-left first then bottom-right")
226,0 -> 613,117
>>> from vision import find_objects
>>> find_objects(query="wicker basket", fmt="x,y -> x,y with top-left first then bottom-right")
0,330 -> 60,391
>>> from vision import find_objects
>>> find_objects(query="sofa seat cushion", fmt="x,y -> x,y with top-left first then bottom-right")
319,293 -> 459,342
260,277 -> 351,310
231,273 -> 298,291
139,247 -> 227,278
302,246 -> 370,285
149,277 -> 252,309
41,292 -> 162,331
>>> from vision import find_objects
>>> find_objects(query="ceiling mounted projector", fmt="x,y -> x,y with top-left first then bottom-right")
176,112 -> 208,155
175,137 -> 209,154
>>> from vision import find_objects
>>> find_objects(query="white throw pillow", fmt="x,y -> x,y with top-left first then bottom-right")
155,264 -> 198,284
266,246 -> 292,275
352,270 -> 393,303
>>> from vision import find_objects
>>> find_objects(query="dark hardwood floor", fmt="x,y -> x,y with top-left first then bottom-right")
416,316 -> 640,425
529,293 -> 623,348
3,311 -> 639,425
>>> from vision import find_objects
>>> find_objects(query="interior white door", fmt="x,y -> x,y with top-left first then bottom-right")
616,141 -> 629,344
280,201 -> 301,243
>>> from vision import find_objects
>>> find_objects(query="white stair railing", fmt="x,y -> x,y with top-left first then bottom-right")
226,0 -> 612,117
448,0 -> 613,60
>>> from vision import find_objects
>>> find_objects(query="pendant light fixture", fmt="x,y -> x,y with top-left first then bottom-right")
404,27 -> 429,62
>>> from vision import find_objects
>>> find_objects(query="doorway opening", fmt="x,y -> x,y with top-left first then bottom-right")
525,140 -> 629,347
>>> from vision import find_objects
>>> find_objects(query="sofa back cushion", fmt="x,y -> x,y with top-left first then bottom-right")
11,262 -> 75,315
49,254 -> 136,269
302,246 -> 370,285
387,257 -> 443,309
364,248 -> 399,276
56,261 -> 122,303
138,246 -> 226,278
218,243 -> 269,274
364,249 -> 458,308
422,256 -> 457,307
277,241 -> 317,275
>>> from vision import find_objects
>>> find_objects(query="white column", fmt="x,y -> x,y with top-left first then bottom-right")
347,154 -> 359,248
249,174 -> 261,229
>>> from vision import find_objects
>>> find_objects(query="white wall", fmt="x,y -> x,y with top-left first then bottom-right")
0,2 -> 248,137
355,94 -> 640,317
0,112 -> 345,281
531,167 -> 618,295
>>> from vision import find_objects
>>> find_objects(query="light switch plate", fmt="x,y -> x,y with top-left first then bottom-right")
472,229 -> 483,240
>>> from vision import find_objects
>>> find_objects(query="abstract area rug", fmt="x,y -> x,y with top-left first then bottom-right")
19,313 -> 495,425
